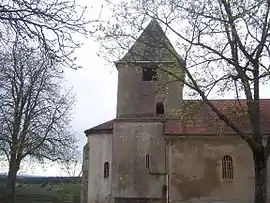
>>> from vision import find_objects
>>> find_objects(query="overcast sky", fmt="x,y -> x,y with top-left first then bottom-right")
25,0 -> 118,176
28,0 -> 270,176
64,44 -> 118,149
29,46 -> 117,176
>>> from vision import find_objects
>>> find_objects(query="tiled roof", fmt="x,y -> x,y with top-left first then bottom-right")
118,19 -> 184,64
165,99 -> 270,135
85,99 -> 270,136
84,120 -> 114,135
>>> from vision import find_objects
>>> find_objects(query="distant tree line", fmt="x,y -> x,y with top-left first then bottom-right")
0,175 -> 81,184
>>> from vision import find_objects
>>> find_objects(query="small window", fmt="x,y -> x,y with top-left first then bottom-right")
156,102 -> 164,115
222,155 -> 233,180
145,154 -> 150,169
104,162 -> 109,178
142,67 -> 157,81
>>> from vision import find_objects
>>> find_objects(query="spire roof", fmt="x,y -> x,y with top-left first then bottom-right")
119,19 -> 182,63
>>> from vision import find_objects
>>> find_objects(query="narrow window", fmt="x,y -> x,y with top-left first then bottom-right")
104,162 -> 109,178
145,154 -> 150,169
222,155 -> 233,180
156,102 -> 164,115
142,67 -> 157,81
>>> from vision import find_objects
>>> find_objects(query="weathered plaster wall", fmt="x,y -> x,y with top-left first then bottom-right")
81,143 -> 89,203
88,134 -> 112,203
116,63 -> 184,117
112,121 -> 166,198
168,136 -> 270,202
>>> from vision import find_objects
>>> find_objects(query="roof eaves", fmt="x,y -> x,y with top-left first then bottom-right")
165,132 -> 270,136
84,128 -> 113,136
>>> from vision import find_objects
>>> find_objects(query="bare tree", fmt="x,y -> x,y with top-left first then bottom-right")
94,0 -> 270,202
0,0 -> 92,68
60,149 -> 82,177
0,40 -> 78,203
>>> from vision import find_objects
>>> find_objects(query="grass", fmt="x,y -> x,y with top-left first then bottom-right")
0,182 -> 81,203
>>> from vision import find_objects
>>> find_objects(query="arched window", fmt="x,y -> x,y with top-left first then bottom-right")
145,154 -> 150,169
156,102 -> 164,115
222,155 -> 233,180
104,162 -> 109,178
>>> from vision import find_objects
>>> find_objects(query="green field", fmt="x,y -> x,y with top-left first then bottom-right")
0,181 -> 81,203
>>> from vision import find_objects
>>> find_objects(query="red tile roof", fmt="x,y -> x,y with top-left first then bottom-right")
165,99 -> 270,135
85,99 -> 270,136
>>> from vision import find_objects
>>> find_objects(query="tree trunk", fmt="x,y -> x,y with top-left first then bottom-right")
253,151 -> 268,203
5,155 -> 19,203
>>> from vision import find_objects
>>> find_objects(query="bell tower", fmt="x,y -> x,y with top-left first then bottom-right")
115,19 -> 185,118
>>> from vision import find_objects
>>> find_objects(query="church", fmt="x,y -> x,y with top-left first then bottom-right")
81,20 -> 270,203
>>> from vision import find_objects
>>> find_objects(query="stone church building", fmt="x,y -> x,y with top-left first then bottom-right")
82,20 -> 270,203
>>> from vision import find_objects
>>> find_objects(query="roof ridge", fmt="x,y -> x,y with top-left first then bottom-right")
118,19 -> 184,63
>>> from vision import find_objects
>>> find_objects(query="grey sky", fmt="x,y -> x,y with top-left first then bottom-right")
28,0 -> 118,176
64,43 -> 118,149
31,51 -> 117,176
65,1 -> 118,142
30,0 -> 270,176
65,0 -> 119,148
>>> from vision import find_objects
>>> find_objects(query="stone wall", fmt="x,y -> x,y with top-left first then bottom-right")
88,134 -> 112,203
116,63 -> 184,117
85,123 -> 270,203
112,120 -> 166,198
81,143 -> 89,203
169,201 -> 270,203
168,136 -> 270,202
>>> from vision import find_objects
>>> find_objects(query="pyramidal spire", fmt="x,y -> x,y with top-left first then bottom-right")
120,19 -> 180,63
